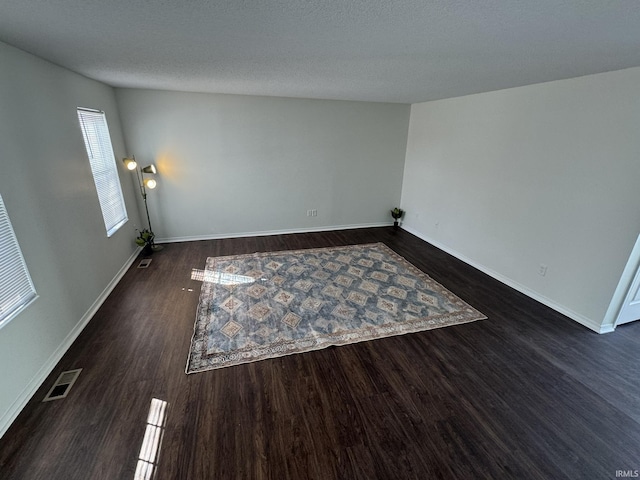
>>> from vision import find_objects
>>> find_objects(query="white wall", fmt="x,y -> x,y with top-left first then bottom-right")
115,89 -> 410,241
401,67 -> 640,332
0,42 -> 141,437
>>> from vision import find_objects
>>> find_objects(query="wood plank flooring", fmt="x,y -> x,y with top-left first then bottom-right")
0,227 -> 639,479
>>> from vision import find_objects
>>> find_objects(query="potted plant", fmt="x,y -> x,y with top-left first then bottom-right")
135,228 -> 155,255
391,208 -> 404,228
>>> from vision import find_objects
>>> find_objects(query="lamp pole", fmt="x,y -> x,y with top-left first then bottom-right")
136,167 -> 154,235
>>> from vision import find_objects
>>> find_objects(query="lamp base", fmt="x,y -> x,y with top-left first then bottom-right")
151,244 -> 164,252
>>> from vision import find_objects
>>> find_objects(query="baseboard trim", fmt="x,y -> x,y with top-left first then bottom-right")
401,226 -> 609,334
155,222 -> 392,244
0,247 -> 142,439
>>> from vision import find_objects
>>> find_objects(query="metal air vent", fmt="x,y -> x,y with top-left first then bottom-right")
138,259 -> 152,268
42,368 -> 82,402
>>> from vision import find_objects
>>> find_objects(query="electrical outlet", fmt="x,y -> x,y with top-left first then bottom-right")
306,210 -> 312,217
538,264 -> 548,276
311,209 -> 317,217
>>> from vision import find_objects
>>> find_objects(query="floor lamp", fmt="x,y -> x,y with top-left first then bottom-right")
123,156 -> 163,252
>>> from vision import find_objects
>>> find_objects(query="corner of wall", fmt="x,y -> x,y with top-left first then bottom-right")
401,225 -> 609,334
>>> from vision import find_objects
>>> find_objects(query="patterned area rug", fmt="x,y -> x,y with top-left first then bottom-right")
186,243 -> 485,373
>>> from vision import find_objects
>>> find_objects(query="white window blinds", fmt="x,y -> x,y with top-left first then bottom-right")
77,108 -> 128,237
0,194 -> 37,328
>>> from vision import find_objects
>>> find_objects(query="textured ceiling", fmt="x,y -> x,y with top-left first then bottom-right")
1,0 -> 640,103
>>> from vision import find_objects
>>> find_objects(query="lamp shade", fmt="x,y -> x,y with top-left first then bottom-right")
144,178 -> 157,189
123,157 -> 137,170
142,165 -> 157,174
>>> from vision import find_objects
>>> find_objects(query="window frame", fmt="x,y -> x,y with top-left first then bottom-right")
77,107 -> 128,237
0,194 -> 38,329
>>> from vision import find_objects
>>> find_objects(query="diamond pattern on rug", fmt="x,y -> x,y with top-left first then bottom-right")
387,286 -> 408,300
347,291 -> 369,306
334,275 -> 354,288
273,290 -> 295,306
186,243 -> 486,373
417,291 -> 439,307
301,297 -> 323,312
282,312 -> 302,329
347,266 -> 365,277
247,303 -> 271,321
220,320 -> 242,339
293,279 -> 314,292
359,280 -> 379,294
246,284 -> 268,299
331,304 -> 357,320
377,298 -> 398,315
311,270 -> 331,281
321,284 -> 343,299
336,254 -> 352,264
220,296 -> 243,314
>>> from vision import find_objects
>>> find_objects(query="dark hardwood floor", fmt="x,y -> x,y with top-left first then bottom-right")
1,227 -> 639,479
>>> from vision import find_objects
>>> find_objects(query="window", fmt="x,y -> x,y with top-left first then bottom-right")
0,194 -> 37,328
77,108 -> 128,237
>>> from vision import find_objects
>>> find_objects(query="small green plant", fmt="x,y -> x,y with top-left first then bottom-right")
135,228 -> 155,250
391,208 -> 404,228
391,208 -> 404,220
